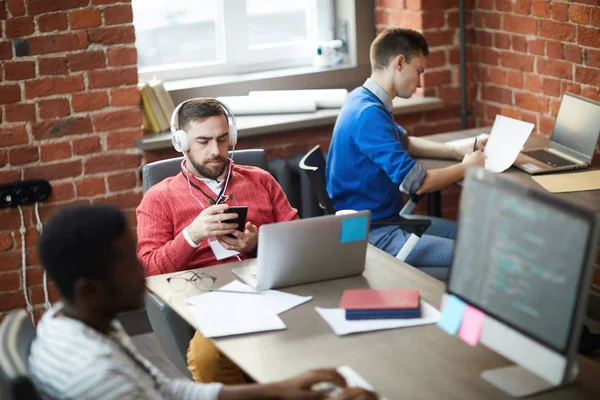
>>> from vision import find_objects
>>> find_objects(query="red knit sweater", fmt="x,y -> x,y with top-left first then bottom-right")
136,162 -> 298,276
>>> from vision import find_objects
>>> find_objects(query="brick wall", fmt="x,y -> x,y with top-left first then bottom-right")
0,0 -> 142,323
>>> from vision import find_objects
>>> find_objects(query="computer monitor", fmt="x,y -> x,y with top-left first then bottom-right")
445,168 -> 599,397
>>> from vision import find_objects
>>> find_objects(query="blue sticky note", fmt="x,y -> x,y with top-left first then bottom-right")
437,295 -> 467,336
340,215 -> 368,243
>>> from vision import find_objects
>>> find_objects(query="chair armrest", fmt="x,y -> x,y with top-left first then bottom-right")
371,217 -> 431,237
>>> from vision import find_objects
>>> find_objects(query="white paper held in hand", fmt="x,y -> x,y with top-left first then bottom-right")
484,115 -> 534,173
315,300 -> 441,336
445,133 -> 490,148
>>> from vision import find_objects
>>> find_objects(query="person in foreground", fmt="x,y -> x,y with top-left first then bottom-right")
136,98 -> 299,384
326,28 -> 486,279
28,205 -> 376,400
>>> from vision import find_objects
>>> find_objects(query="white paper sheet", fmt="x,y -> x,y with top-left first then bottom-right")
188,280 -> 313,315
484,115 -> 534,173
187,290 -> 285,338
445,133 -> 490,148
315,301 -> 441,336
217,96 -> 317,115
248,89 -> 348,108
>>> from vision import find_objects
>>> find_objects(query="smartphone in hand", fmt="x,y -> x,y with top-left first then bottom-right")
224,206 -> 248,238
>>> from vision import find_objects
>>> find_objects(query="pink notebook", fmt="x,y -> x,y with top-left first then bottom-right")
339,289 -> 420,310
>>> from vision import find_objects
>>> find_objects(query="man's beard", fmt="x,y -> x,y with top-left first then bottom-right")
189,154 -> 228,180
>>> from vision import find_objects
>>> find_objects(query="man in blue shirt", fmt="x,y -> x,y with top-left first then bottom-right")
327,28 -> 485,279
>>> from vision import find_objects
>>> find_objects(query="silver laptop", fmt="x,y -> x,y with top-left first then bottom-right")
515,93 -> 600,174
232,211 -> 370,291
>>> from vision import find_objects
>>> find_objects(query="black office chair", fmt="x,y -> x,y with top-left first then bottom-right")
299,145 -> 431,262
140,149 -> 270,380
0,310 -> 42,400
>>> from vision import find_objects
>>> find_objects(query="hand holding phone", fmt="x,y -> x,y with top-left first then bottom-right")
223,206 -> 248,238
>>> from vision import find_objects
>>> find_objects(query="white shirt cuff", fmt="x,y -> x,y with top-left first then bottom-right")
183,227 -> 200,248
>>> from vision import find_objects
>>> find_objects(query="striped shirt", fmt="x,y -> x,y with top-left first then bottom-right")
28,303 -> 222,400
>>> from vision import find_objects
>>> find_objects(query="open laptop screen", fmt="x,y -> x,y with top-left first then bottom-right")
551,93 -> 600,161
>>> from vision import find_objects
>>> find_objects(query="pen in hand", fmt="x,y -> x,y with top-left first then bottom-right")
473,137 -> 478,152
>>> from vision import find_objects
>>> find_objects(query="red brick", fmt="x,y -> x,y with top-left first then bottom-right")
551,1 -> 570,20
0,150 -> 7,169
32,117 -> 93,140
423,30 -> 454,47
5,103 -> 35,122
0,232 -> 13,251
93,108 -> 142,132
528,38 -> 545,55
377,0 -> 404,8
94,190 -> 143,209
110,87 -> 140,107
500,107 -> 520,119
76,176 -> 106,197
5,16 -> 34,37
27,0 -> 88,15
570,5 -> 591,24
520,111 -> 537,126
550,99 -> 560,116
581,86 -> 600,102
536,59 -> 572,79
69,8 -> 102,29
88,26 -> 135,46
7,0 -> 26,17
489,68 -> 506,85
511,35 -> 527,53
507,71 -> 523,89
532,0 -> 550,17
576,66 -> 600,86
88,67 -> 138,89
515,93 -> 549,113
38,12 -> 68,32
103,5 -> 133,25
503,14 -> 537,35
542,78 -> 561,97
389,10 -> 422,30
38,99 -> 70,119
579,26 -> 600,49
482,85 -> 512,105
593,8 -> 600,27
422,70 -> 452,86
0,125 -> 28,147
565,45 -> 582,64
0,271 -> 21,292
48,181 -> 75,202
40,141 -> 71,162
72,91 -> 109,112
84,153 -> 142,174
0,84 -> 21,104
0,41 -> 13,60
501,52 -> 534,71
495,0 -> 511,11
92,0 -> 129,4
525,75 -> 542,92
107,171 -> 137,192
0,170 -> 22,185
30,284 -> 62,305
437,86 -> 461,102
106,128 -> 143,149
586,49 -> 600,68
561,81 -> 581,96
27,32 -> 88,55
106,46 -> 137,66
540,116 -> 555,136
38,57 -> 68,75
4,61 -> 35,80
23,160 -> 82,181
0,291 -> 26,311
477,31 -> 494,47
73,136 -> 102,155
375,8 -> 388,25
9,146 -> 39,166
67,51 -> 106,72
512,0 -> 531,14
495,33 -> 509,49
25,76 -> 84,99
546,41 -> 563,60
477,47 -> 499,65
539,20 -> 576,42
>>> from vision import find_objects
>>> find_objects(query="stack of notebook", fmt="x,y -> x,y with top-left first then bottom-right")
339,288 -> 421,320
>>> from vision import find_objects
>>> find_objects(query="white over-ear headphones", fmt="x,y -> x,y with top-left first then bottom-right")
170,98 -> 238,153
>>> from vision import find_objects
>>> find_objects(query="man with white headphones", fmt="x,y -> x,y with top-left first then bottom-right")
136,98 -> 299,385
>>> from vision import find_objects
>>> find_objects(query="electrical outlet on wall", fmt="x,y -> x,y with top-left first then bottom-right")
0,180 -> 52,208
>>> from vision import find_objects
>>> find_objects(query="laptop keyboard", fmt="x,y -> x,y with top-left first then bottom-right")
523,149 -> 577,168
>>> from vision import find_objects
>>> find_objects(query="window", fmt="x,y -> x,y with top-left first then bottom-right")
133,0 -> 333,82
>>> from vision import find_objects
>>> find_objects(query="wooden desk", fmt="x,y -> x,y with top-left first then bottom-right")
420,127 -> 600,212
146,245 -> 600,399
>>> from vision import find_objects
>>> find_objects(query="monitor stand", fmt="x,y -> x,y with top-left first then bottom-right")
481,365 -> 569,398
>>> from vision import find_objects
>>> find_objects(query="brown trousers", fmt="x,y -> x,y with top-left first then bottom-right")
186,330 -> 246,384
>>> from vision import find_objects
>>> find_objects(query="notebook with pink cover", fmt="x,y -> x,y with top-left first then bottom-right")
339,289 -> 420,310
